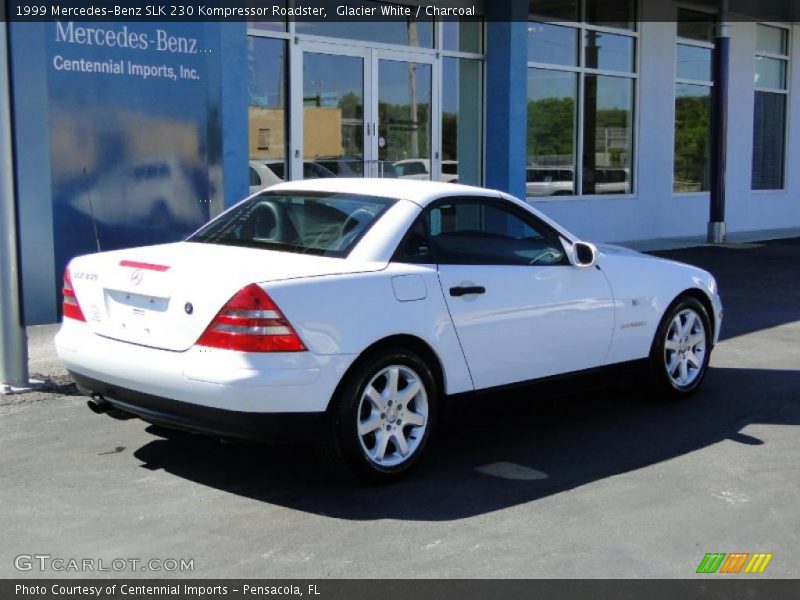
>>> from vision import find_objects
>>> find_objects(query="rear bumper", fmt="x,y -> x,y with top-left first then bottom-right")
56,320 -> 356,414
73,372 -> 322,442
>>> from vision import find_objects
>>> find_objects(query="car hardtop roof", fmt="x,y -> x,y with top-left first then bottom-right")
267,177 -> 502,206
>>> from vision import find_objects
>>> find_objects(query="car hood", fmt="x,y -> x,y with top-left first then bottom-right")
595,243 -> 652,258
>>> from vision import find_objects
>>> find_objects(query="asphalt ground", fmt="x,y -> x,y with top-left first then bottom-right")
1,238 -> 798,578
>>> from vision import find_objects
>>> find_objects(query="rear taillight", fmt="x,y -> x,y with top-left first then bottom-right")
196,284 -> 306,353
62,267 -> 86,322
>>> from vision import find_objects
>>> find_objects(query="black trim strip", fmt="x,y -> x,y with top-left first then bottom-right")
70,371 -> 323,443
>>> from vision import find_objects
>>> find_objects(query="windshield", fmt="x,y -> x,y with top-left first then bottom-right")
188,191 -> 395,257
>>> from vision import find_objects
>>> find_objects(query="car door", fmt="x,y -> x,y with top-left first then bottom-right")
422,196 -> 615,390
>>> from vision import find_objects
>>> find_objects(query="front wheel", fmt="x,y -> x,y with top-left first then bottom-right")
649,297 -> 712,397
316,348 -> 439,482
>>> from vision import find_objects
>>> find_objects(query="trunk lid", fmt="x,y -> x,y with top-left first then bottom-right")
67,241 -> 385,351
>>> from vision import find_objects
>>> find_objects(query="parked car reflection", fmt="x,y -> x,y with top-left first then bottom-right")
526,167 -> 575,197
249,159 -> 337,194
525,166 -> 630,197
69,157 -> 207,229
587,167 -> 630,195
393,158 -> 458,183
314,156 -> 399,179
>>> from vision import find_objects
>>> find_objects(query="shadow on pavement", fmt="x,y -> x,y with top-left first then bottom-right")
132,365 -> 800,521
127,238 -> 800,520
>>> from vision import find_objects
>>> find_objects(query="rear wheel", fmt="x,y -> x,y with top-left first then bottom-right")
649,296 -> 712,397
316,349 -> 438,482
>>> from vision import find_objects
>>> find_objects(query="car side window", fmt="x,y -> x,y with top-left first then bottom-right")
425,199 -> 567,266
394,216 -> 433,263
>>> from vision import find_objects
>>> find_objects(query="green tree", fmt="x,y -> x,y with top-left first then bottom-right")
527,97 -> 575,161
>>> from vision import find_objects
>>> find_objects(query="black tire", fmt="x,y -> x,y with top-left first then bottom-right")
648,296 -> 712,398
315,348 -> 439,483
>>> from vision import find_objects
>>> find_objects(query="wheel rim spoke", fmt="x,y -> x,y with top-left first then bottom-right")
678,359 -> 689,384
397,380 -> 422,405
682,312 -> 696,337
364,385 -> 385,410
688,333 -> 704,347
666,353 -> 680,375
385,367 -> 400,400
371,429 -> 390,461
404,411 -> 425,427
358,415 -> 382,436
393,431 -> 409,456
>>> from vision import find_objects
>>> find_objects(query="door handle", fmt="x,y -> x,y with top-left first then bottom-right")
449,286 -> 485,297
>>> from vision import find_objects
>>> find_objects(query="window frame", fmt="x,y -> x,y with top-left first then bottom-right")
752,22 -> 791,192
672,4 -> 716,196
526,1 -> 640,201
392,195 -> 570,266
247,11 -> 487,187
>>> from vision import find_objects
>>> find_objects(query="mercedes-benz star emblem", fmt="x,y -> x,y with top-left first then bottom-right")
130,269 -> 143,286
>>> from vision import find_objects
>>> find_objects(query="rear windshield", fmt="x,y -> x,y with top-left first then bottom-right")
187,191 -> 395,257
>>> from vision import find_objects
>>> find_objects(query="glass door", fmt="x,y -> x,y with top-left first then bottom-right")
298,43 -> 370,180
294,43 -> 439,181
371,51 -> 437,180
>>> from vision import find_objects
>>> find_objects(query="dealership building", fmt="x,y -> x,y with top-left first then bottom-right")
5,0 -> 800,324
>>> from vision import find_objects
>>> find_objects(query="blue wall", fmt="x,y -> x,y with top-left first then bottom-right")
10,21 -> 248,324
485,3 -> 528,202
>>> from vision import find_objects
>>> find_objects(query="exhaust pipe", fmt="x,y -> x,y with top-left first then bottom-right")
87,394 -> 111,414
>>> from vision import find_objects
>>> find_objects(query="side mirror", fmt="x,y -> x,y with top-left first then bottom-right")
572,241 -> 597,268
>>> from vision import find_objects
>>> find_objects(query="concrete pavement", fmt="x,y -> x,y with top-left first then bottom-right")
1,239 -> 798,578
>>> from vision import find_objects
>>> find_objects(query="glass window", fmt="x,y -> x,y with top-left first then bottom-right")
676,44 -> 712,81
584,30 -> 634,72
302,52 -> 364,171
295,1 -> 433,48
674,84 -> 711,192
303,162 -> 337,179
752,91 -> 787,190
442,18 -> 482,53
526,9 -> 636,197
247,0 -> 286,32
673,10 -> 714,194
247,19 -> 286,34
396,161 -> 426,176
677,9 -> 715,43
584,0 -> 636,30
530,0 -> 635,27
755,56 -> 787,90
529,0 -> 579,22
442,57 -> 482,185
248,37 -> 287,180
528,22 -> 578,66
582,75 -> 633,195
424,200 -> 567,266
752,24 -> 789,190
189,191 -> 395,257
527,69 -> 577,196
756,24 -> 788,56
377,59 -> 432,171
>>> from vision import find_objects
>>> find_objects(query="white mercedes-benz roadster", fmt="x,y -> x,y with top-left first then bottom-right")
56,179 -> 722,481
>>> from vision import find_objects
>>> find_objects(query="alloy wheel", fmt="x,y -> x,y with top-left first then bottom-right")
356,364 -> 429,468
664,308 -> 707,387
